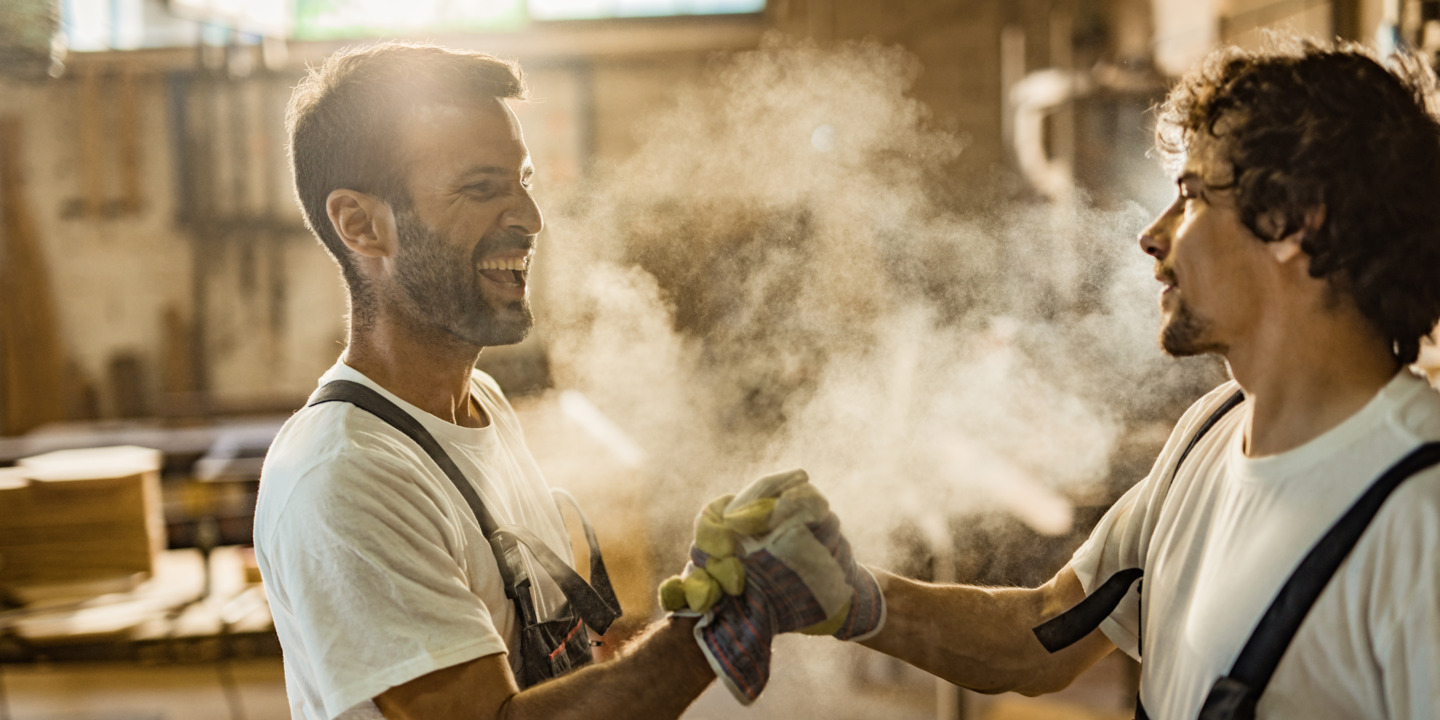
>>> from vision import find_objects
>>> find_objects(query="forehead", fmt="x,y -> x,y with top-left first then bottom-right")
395,97 -> 530,181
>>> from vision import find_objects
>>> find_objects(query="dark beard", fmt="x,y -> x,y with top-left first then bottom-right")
392,209 -> 533,347
1160,298 -> 1221,357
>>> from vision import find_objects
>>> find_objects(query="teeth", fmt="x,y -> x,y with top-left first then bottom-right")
476,257 -> 528,272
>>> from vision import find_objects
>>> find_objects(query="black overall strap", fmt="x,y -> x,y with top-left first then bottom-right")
552,489 -> 623,624
1034,568 -> 1143,652
491,524 -> 621,634
1034,389 -> 1246,653
310,380 -> 504,536
1197,441 -> 1440,719
308,379 -> 620,632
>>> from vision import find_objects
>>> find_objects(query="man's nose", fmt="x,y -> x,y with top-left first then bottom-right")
505,188 -> 544,236
1138,214 -> 1170,259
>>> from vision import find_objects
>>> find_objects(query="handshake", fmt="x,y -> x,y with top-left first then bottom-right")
656,469 -> 885,703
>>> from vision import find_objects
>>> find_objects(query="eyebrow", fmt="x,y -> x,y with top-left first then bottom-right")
457,163 -> 535,181
458,166 -> 509,179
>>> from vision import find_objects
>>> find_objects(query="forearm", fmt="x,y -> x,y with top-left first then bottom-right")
859,567 -> 1112,696
500,617 -> 714,720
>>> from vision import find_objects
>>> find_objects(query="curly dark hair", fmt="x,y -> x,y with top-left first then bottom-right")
285,42 -> 526,294
1156,38 -> 1440,364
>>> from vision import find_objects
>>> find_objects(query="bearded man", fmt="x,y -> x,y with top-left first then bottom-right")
253,43 -> 732,720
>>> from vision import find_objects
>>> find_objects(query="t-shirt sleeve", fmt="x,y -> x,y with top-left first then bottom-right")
265,449 -> 508,718
1368,474 -> 1440,720
1067,479 -> 1148,658
1067,382 -> 1241,660
1376,581 -> 1440,720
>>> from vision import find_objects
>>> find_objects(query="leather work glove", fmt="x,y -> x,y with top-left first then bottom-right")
721,469 -> 886,642
657,469 -> 887,703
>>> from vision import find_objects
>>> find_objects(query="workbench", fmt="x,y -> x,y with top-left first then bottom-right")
0,546 -> 282,720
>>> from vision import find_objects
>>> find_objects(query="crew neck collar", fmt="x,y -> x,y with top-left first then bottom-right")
318,361 -> 494,448
1231,370 -> 1420,481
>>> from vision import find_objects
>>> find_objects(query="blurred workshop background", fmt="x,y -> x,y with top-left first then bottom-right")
0,1 -> 1436,719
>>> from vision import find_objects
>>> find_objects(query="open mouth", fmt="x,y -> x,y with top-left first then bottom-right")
476,256 -> 528,286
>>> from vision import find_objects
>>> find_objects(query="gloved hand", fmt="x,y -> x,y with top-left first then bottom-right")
657,469 -> 886,703
658,469 -> 838,618
722,469 -> 886,642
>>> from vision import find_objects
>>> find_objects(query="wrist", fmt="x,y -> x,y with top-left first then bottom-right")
662,616 -> 714,687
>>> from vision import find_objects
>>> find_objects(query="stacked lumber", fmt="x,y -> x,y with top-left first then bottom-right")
0,445 -> 165,601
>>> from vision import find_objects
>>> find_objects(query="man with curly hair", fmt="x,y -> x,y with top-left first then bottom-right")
766,39 -> 1440,719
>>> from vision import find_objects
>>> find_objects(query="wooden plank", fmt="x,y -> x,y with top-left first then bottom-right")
118,63 -> 143,213
78,65 -> 106,218
0,447 -> 165,594
0,116 -> 67,435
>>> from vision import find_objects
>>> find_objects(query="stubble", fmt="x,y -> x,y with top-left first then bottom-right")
391,208 -> 533,348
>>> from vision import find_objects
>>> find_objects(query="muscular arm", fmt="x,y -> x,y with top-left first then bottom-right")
861,564 -> 1116,696
375,617 -> 714,720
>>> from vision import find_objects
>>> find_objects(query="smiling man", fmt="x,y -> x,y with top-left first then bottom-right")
723,39 -> 1440,720
252,43 -> 724,720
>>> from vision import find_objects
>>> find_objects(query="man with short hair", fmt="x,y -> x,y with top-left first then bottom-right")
254,43 -> 727,720
766,40 -> 1440,719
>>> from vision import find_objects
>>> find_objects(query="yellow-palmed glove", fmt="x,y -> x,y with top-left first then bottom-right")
656,495 -> 747,613
658,469 -> 832,618
658,469 -> 887,703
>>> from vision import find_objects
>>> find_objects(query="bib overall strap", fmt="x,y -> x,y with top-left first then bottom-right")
309,380 -> 503,536
551,489 -> 623,624
1197,441 -> 1440,720
1033,568 -> 1143,652
1032,389 -> 1245,653
307,380 -> 522,597
490,524 -> 621,633
310,379 -> 624,688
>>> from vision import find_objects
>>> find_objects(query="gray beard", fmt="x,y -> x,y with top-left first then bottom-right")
392,210 -> 533,348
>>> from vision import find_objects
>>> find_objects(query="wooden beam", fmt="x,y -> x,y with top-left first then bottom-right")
59,15 -> 768,76
0,117 -> 68,435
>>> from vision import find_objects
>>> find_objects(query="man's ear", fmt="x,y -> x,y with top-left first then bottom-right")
1266,204 -> 1326,264
326,189 -> 396,259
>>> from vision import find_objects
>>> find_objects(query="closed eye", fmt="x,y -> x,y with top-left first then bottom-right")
466,182 -> 498,198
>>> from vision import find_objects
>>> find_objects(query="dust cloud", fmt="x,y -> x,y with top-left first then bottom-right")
534,38 -> 1222,579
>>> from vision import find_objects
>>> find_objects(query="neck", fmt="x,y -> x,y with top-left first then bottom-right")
1225,301 -> 1398,457
342,305 -> 487,428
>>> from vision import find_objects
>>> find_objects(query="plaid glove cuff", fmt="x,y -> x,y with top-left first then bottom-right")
810,513 -> 886,641
694,592 -> 772,703
691,538 -> 841,704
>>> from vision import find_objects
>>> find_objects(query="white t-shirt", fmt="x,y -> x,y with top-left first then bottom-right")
254,362 -> 575,720
1071,370 -> 1440,720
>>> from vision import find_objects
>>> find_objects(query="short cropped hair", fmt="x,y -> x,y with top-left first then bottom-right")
1156,39 -> 1440,364
285,42 -> 526,290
